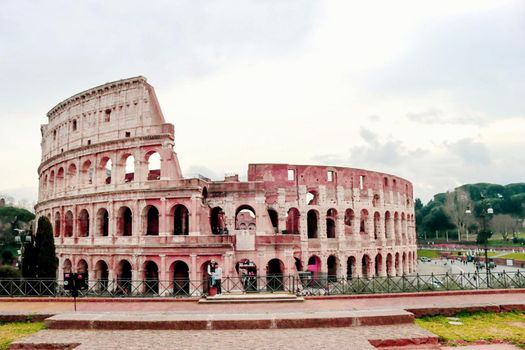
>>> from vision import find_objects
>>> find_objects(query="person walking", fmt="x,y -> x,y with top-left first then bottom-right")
213,263 -> 223,295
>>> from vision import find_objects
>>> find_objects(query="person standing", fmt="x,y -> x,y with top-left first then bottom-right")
213,263 -> 223,295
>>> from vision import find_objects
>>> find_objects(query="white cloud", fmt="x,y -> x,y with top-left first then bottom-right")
0,0 -> 523,204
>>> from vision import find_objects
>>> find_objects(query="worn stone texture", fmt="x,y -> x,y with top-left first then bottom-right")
35,76 -> 417,289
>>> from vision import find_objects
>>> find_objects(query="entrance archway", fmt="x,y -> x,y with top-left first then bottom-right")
116,260 -> 132,295
172,261 -> 189,295
144,261 -> 159,294
267,259 -> 284,291
94,260 -> 109,292
327,255 -> 337,281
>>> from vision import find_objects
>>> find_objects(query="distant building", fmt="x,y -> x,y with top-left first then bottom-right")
35,77 -> 417,294
0,198 -> 5,207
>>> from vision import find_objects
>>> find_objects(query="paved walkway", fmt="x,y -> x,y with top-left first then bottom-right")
1,290 -> 524,315
10,324 -> 438,350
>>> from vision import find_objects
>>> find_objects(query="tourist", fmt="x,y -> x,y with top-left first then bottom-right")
207,260 -> 216,294
213,263 -> 223,295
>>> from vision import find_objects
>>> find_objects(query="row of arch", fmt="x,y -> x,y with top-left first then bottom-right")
62,250 -> 417,294
53,204 -> 189,237
49,202 -> 415,240
41,150 -> 163,199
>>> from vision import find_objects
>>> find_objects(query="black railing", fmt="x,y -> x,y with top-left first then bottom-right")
0,270 -> 523,298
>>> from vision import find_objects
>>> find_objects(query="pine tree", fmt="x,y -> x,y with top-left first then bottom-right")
35,216 -> 57,278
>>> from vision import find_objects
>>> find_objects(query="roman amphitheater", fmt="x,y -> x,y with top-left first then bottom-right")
35,76 -> 417,294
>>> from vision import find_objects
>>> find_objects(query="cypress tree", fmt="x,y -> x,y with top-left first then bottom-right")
35,216 -> 57,278
21,240 -> 37,278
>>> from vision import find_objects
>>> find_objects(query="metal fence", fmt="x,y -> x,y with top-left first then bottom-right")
0,270 -> 524,298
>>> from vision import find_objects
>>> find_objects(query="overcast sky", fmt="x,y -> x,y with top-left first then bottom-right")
0,0 -> 524,206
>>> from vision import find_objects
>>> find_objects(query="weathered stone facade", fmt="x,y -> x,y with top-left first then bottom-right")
35,76 -> 417,292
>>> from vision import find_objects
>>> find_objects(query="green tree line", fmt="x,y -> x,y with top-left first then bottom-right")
416,183 -> 525,243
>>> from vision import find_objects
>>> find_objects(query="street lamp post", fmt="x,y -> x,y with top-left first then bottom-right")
13,228 -> 33,274
465,194 -> 493,288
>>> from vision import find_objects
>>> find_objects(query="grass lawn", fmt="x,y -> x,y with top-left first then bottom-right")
416,311 -> 525,348
0,322 -> 45,350
499,252 -> 525,260
417,249 -> 441,259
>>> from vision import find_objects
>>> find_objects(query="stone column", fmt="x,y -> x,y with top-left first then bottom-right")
159,197 -> 167,236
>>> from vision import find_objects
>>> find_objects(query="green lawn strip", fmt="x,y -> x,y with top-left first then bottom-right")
417,250 -> 441,259
415,311 -> 525,348
499,253 -> 525,260
0,322 -> 45,350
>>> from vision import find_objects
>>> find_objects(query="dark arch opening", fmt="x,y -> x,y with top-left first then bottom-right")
210,207 -> 225,234
144,261 -> 159,294
172,261 -> 190,295
173,205 -> 189,235
116,260 -> 132,295
118,207 -> 132,236
268,209 -> 278,233
307,210 -> 318,239
267,259 -> 284,291
327,255 -> 337,281
145,206 -> 159,236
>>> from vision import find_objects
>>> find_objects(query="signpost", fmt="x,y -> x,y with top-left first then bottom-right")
63,273 -> 87,311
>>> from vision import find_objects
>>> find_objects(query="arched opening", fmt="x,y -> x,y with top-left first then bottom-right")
236,259 -> 257,292
307,210 -> 318,239
99,157 -> 112,185
306,190 -> 318,205
267,208 -> 278,233
43,174 -> 48,196
144,261 -> 159,294
327,255 -> 337,281
401,213 -> 406,238
362,255 -> 371,278
94,260 -> 109,292
146,152 -> 161,180
54,212 -> 61,237
360,209 -> 368,234
394,212 -> 400,238
81,160 -> 93,185
373,212 -> 380,240
116,260 -> 132,295
286,208 -> 300,234
384,211 -> 391,239
235,205 -> 256,230
402,252 -> 407,275
144,205 -> 159,236
56,167 -> 64,192
375,254 -> 382,277
77,259 -> 88,282
210,207 -> 225,234
307,255 -> 321,281
96,208 -> 109,237
65,211 -> 73,237
63,259 -> 72,273
372,194 -> 380,207
386,253 -> 393,276
267,259 -> 284,291
117,206 -> 132,236
78,209 -> 90,237
124,155 -> 135,182
395,253 -> 400,276
326,208 -> 337,238
48,171 -> 55,194
347,256 -> 356,280
173,205 -> 189,235
344,209 -> 355,235
172,261 -> 190,295
67,163 -> 77,190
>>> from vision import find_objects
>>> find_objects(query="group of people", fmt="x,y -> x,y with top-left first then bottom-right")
207,260 -> 223,295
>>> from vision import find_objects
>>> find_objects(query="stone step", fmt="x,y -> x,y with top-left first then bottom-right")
199,293 -> 303,303
45,309 -> 414,331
